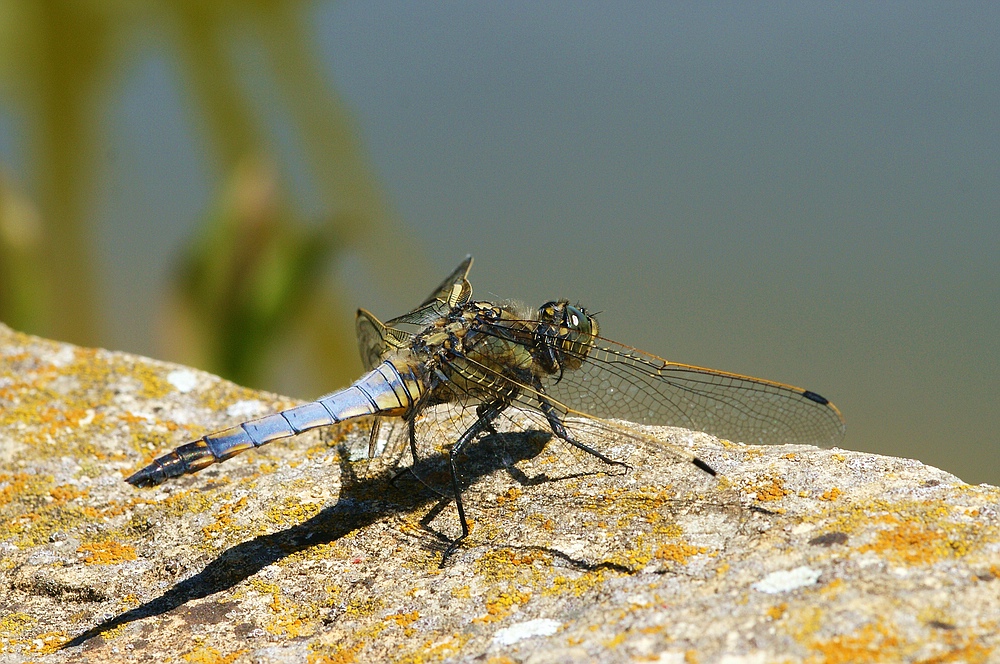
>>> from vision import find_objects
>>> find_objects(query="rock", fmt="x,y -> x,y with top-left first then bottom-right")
1,321 -> 998,663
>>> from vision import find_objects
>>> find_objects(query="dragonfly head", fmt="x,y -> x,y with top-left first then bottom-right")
537,300 -> 599,371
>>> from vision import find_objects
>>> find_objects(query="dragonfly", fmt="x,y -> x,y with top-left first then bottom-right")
127,256 -> 845,549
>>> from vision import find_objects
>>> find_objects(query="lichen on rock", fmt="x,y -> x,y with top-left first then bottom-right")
1,322 -> 998,663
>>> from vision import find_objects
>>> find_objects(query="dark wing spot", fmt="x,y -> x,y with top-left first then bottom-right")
802,390 -> 829,405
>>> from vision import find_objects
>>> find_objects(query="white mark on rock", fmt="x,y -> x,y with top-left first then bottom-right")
167,369 -> 199,393
227,400 -> 266,419
50,346 -> 76,368
492,618 -> 561,646
752,566 -> 822,594
719,653 -> 768,664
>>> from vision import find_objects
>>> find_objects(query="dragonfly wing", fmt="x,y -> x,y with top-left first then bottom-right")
356,308 -> 413,370
385,256 -> 475,327
538,337 -> 846,448
419,255 -> 474,308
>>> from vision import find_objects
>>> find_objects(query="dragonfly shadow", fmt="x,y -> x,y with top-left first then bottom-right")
61,426 -> 582,650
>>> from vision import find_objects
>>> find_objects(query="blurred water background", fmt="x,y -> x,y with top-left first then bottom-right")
0,3 -> 996,483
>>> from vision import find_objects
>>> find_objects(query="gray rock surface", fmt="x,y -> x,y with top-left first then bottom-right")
1,321 -> 997,663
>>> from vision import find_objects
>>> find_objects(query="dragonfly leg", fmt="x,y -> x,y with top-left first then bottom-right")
387,418 -> 422,490
537,400 -> 627,469
476,403 -> 501,437
445,400 -> 507,555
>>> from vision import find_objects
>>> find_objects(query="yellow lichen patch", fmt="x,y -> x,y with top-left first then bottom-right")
265,495 -> 324,526
183,645 -> 248,664
15,630 -> 68,656
344,595 -> 384,619
542,568 -> 609,598
82,498 -> 131,522
158,487 -> 225,518
268,609 -> 320,639
386,610 -> 420,628
820,578 -> 844,596
924,631 -> 994,664
592,485 -> 678,516
473,589 -> 531,624
396,634 -> 471,664
650,519 -> 684,537
307,642 -> 365,664
0,472 -> 36,506
202,495 -> 250,540
243,578 -> 327,638
77,539 -> 137,565
48,484 -> 88,505
473,547 -> 548,582
820,487 -> 843,502
754,478 -> 789,502
121,361 -> 176,400
766,603 -> 787,621
98,623 -> 128,641
610,533 -> 655,569
0,612 -> 35,635
1,472 -> 120,547
654,541 -> 707,565
809,621 -> 908,663
809,495 -> 994,568
495,487 -> 523,505
857,518 -> 962,566
608,533 -> 654,569
119,593 -> 142,612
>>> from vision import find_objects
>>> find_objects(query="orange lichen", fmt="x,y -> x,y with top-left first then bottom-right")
395,634 -> 469,664
810,621 -> 904,664
857,518 -> 960,566
474,547 -> 547,582
0,612 -> 35,635
495,487 -> 522,505
202,496 -> 249,539
183,645 -> 248,664
386,611 -> 420,628
48,484 -> 88,504
77,540 -> 137,565
473,589 -> 531,623
17,630 -> 68,655
755,478 -> 789,502
543,568 -> 608,598
654,542 -> 707,564
766,603 -> 787,620
307,643 -> 364,664
820,487 -> 843,502
0,473 -> 33,506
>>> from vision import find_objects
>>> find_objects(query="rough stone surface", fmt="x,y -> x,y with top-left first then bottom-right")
1,321 -> 998,663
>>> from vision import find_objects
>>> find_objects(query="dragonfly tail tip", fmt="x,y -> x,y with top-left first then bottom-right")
125,467 -> 160,488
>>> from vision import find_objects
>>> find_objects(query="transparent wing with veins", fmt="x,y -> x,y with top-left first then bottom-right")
353,255 -> 475,456
406,326 -> 844,506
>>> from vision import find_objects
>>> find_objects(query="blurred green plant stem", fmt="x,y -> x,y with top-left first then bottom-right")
0,1 -> 426,395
